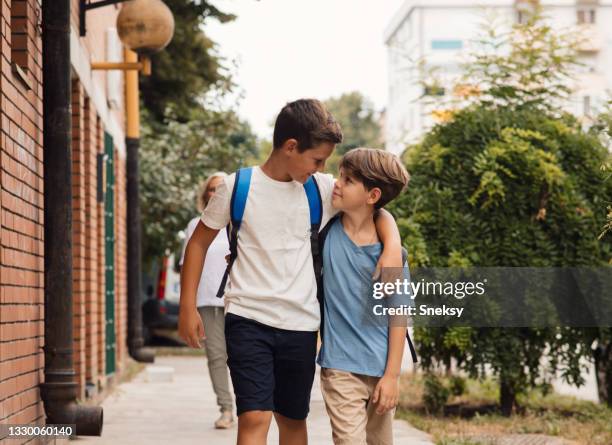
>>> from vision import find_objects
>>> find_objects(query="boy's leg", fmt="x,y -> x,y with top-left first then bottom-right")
225,313 -> 276,444
199,306 -> 233,413
273,413 -> 307,445
272,327 -> 317,445
238,411 -> 273,445
365,376 -> 394,445
319,368 -> 369,445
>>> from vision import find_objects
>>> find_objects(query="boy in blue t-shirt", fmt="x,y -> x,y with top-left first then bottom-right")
318,147 -> 411,445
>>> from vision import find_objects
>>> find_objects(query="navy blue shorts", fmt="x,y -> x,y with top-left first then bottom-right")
224,312 -> 318,420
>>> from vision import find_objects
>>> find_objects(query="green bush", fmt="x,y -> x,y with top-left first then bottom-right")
450,376 -> 467,397
423,374 -> 451,415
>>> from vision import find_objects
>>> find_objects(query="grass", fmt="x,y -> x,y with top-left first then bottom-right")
396,373 -> 612,445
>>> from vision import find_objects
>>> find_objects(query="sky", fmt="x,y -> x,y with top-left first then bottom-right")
205,0 -> 406,139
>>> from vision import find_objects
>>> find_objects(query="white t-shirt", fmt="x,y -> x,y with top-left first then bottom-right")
201,166 -> 336,331
179,216 -> 229,308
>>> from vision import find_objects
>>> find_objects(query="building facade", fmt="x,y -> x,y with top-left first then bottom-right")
384,0 -> 612,153
0,0 -> 129,431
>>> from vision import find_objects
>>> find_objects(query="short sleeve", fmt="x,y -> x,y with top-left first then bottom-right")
200,174 -> 234,230
314,172 -> 339,228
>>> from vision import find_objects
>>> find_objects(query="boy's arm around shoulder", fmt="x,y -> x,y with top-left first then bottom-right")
374,209 -> 403,274
178,221 -> 220,348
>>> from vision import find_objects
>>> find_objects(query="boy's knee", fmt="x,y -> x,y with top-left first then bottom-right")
274,413 -> 307,431
239,410 -> 273,431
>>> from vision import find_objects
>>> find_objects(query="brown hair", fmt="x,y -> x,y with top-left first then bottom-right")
273,99 -> 343,151
339,148 -> 410,209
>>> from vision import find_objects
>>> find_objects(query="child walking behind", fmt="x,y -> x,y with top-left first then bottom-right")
178,172 -> 234,429
179,100 -> 404,445
318,148 -> 410,445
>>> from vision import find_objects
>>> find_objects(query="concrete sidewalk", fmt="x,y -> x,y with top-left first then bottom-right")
75,354 -> 433,445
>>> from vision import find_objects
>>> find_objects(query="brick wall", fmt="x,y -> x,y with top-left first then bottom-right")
0,0 -> 45,426
68,0 -> 127,397
1,0 -> 129,433
115,150 -> 127,373
83,95 -> 101,393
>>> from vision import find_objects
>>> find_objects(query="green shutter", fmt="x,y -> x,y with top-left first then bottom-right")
104,132 -> 116,375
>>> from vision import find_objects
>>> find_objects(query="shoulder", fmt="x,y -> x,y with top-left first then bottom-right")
323,216 -> 343,242
222,171 -> 237,190
313,172 -> 335,191
209,172 -> 236,204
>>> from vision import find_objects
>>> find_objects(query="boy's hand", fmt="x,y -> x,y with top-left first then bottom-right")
372,373 -> 400,415
373,246 -> 403,281
178,306 -> 205,348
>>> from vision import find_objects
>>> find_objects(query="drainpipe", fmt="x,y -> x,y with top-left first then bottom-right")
40,0 -> 103,435
125,48 -> 155,363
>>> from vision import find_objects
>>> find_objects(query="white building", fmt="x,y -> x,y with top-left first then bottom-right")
384,0 -> 612,154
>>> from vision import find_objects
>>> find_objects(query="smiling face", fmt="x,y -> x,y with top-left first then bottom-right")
285,140 -> 335,184
332,167 -> 381,211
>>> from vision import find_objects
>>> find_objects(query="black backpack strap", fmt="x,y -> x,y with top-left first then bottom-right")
406,331 -> 418,363
400,247 -> 418,363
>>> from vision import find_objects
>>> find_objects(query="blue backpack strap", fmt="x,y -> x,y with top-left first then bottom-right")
304,176 -> 323,286
303,175 -> 322,226
230,167 -> 252,225
304,175 -> 325,334
216,167 -> 253,298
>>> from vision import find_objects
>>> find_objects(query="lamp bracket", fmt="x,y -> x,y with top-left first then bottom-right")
80,0 -> 129,37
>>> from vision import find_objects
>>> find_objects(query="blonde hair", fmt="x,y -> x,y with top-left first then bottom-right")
197,172 -> 228,212
339,148 -> 410,209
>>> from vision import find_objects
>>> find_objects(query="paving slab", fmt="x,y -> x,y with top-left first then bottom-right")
73,355 -> 434,445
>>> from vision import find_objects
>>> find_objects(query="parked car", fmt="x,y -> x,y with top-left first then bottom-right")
142,251 -> 181,344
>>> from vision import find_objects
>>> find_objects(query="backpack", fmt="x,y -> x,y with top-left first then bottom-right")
317,214 -> 418,363
216,167 -> 323,299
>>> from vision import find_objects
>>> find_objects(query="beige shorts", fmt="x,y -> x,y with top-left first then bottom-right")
320,368 -> 394,445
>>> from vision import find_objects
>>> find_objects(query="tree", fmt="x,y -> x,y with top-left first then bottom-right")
139,0 -> 235,123
587,105 -> 612,406
324,92 -> 382,174
140,107 -> 258,263
591,105 -> 612,241
388,9 -> 612,414
137,1 -> 260,263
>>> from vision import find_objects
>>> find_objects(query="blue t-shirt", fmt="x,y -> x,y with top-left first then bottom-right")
317,217 -> 412,377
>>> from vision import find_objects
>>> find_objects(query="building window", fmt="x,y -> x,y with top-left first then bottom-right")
515,0 -> 538,24
10,0 -> 32,87
583,95 -> 591,116
577,8 -> 597,24
431,40 -> 463,50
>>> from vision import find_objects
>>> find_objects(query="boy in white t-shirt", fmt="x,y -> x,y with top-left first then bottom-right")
179,99 -> 403,445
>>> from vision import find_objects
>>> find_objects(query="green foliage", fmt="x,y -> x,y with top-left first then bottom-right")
323,91 -> 382,174
140,0 -> 235,123
388,11 -> 612,414
463,8 -> 581,112
138,1 -> 260,263
140,107 -> 258,263
591,105 -> 612,242
450,376 -> 467,397
423,374 -> 451,415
